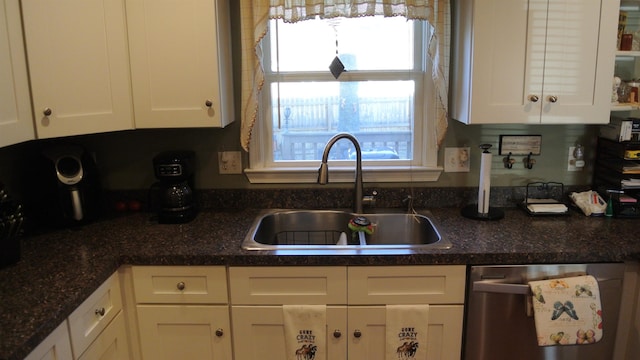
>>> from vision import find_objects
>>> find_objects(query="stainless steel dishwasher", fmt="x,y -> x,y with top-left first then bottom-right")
464,263 -> 625,360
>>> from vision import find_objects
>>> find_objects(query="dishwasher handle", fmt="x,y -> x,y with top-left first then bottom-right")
473,280 -> 531,295
473,275 -> 621,295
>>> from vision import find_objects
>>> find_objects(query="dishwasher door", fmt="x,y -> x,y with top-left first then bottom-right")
463,263 -> 625,360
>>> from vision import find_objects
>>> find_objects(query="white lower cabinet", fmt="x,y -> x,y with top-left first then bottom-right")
28,265 -> 465,360
76,312 -> 129,360
67,273 -> 123,358
229,266 -> 466,360
231,306 -> 348,360
136,305 -> 232,359
131,266 -> 232,360
25,272 -> 129,360
346,306 -> 463,360
24,321 -> 73,360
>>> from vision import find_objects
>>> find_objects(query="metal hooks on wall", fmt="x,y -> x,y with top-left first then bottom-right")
523,152 -> 536,169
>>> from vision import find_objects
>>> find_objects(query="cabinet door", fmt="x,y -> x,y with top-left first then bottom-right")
347,305 -> 463,360
539,0 -> 618,124
453,0 -> 540,124
0,0 -> 34,147
77,312 -> 130,360
21,0 -> 133,139
452,0 -> 617,125
67,273 -> 123,357
23,321 -> 73,360
126,0 -> 234,129
231,306 -> 347,360
137,305 -> 232,360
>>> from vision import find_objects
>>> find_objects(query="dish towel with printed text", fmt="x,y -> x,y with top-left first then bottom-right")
283,305 -> 326,360
528,275 -> 603,346
385,304 -> 429,360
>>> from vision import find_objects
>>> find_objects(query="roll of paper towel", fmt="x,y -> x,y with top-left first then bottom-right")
477,147 -> 492,214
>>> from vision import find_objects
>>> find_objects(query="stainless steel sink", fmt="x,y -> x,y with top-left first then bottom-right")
242,209 -> 451,250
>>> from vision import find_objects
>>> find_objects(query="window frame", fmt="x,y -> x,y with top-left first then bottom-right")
245,17 -> 442,184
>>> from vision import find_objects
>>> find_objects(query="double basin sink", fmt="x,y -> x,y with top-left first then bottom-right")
242,209 -> 451,251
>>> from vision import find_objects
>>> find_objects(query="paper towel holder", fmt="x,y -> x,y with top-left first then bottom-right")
461,144 -> 504,220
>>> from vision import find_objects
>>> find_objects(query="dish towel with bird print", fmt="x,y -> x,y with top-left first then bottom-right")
283,305 -> 326,360
528,275 -> 603,346
385,304 -> 429,360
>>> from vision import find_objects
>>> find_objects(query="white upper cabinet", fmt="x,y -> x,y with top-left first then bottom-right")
451,0 -> 620,124
0,0 -> 34,147
21,0 -> 134,139
126,0 -> 234,128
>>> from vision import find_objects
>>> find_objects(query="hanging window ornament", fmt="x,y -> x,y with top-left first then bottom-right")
329,56 -> 345,79
328,18 -> 346,79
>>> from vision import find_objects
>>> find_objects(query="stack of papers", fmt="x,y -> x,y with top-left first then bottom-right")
526,203 -> 569,213
622,162 -> 640,174
523,198 -> 569,214
622,178 -> 640,188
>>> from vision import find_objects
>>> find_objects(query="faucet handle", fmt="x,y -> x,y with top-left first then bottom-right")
362,190 -> 378,208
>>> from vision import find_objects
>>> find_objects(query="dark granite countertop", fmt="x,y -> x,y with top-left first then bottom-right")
2,206 -> 640,360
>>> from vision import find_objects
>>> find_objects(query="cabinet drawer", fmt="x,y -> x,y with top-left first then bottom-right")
347,265 -> 466,304
68,272 -> 122,357
132,266 -> 228,304
229,266 -> 347,305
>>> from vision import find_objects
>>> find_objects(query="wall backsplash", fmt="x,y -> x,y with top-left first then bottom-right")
0,119 -> 597,199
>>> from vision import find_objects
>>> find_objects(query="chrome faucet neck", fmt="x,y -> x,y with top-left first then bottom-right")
317,133 -> 363,213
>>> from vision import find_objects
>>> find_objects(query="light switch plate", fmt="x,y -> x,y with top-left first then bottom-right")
218,151 -> 242,174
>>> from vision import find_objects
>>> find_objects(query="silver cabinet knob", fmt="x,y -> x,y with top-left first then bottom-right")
548,95 -> 558,103
177,281 -> 186,291
529,95 -> 539,103
95,308 -> 106,316
353,329 -> 362,338
333,330 -> 342,338
43,108 -> 52,116
215,328 -> 224,337
205,100 -> 213,108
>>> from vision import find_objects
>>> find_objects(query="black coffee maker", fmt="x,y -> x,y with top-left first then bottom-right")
152,151 -> 197,223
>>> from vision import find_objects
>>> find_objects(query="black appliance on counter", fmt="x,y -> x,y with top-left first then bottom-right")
152,150 -> 197,224
31,144 -> 102,227
0,183 -> 24,268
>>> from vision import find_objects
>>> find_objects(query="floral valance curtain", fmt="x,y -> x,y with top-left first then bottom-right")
269,0 -> 437,21
239,0 -> 450,152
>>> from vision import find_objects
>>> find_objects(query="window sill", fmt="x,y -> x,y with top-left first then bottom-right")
244,165 -> 443,184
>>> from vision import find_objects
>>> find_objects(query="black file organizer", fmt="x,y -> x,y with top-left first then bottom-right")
593,137 -> 640,218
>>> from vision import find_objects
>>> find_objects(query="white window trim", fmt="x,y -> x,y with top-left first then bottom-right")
245,19 -> 443,184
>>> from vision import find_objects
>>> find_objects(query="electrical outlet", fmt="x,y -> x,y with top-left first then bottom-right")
218,151 -> 242,174
567,146 -> 584,172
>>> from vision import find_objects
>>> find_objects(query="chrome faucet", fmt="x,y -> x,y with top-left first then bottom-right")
317,133 -> 365,213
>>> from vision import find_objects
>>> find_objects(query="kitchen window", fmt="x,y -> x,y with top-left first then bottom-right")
241,2 -> 450,184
